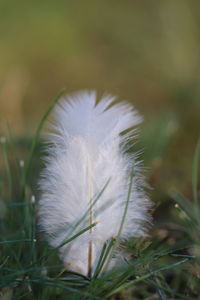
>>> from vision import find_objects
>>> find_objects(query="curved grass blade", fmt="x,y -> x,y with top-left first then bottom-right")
106,258 -> 189,297
20,88 -> 66,201
192,138 -> 200,207
1,138 -> 12,200
103,167 -> 134,272
37,222 -> 98,266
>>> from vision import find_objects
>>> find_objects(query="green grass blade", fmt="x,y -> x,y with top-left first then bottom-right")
20,88 -> 66,201
92,242 -> 107,278
192,138 -> 200,207
68,178 -> 111,237
1,138 -> 12,200
56,222 -> 98,250
93,238 -> 115,278
106,258 -> 189,297
37,222 -> 98,266
103,168 -> 134,272
170,190 -> 196,224
0,239 -> 33,245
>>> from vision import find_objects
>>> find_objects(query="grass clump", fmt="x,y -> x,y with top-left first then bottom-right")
0,93 -> 200,299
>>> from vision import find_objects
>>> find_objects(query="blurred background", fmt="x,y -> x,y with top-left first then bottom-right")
0,2 -> 200,298
0,0 -> 199,198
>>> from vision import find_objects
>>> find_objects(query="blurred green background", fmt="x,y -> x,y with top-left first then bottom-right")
0,0 -> 199,194
0,2 -> 200,298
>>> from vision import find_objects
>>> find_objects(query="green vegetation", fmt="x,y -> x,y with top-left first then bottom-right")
0,91 -> 200,299
0,1 -> 200,299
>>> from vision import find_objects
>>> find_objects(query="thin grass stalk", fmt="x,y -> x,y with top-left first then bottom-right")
20,88 -> 66,202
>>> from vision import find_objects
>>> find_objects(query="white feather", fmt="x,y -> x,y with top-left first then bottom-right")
38,91 -> 151,275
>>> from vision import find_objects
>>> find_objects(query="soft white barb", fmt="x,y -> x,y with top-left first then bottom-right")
38,91 -> 151,276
